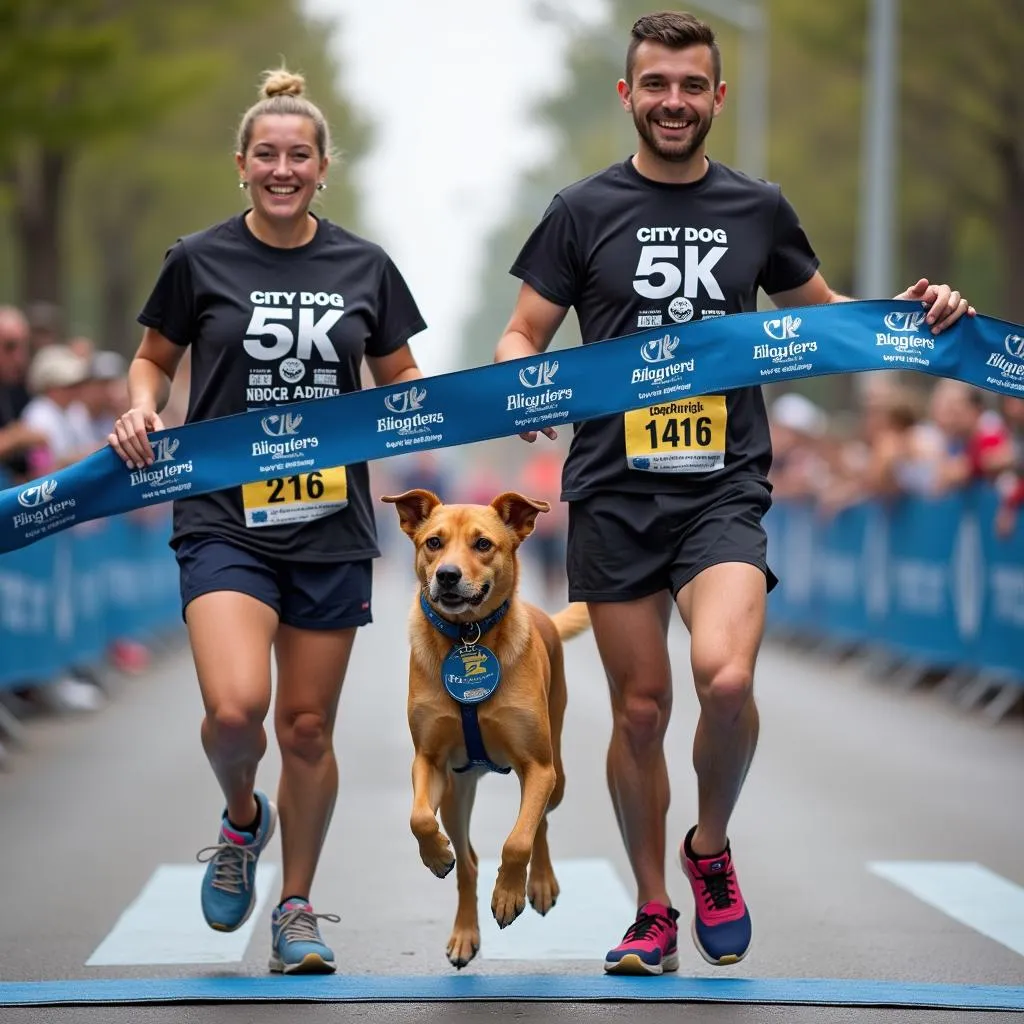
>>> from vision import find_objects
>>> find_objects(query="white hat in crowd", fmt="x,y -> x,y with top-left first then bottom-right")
27,344 -> 91,394
771,392 -> 828,438
90,350 -> 128,381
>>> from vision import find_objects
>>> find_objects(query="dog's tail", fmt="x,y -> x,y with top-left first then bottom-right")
550,602 -> 591,641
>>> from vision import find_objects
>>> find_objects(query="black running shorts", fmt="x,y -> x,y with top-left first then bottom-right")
175,535 -> 373,630
565,478 -> 778,603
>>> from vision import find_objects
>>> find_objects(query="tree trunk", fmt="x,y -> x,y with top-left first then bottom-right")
94,185 -> 151,356
999,139 -> 1024,325
98,233 -> 135,355
13,146 -> 68,322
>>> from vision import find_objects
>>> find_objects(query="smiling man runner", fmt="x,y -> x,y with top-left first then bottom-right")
493,11 -> 974,975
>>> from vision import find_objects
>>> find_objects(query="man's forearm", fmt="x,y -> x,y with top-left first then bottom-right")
495,330 -> 542,363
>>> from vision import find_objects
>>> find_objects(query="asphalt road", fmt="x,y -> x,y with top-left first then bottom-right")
1,547 -> 1021,1023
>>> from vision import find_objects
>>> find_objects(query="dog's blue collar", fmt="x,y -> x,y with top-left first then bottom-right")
419,593 -> 510,643
419,592 -> 512,777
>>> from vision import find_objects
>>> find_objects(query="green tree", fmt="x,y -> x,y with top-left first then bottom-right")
899,0 -> 1023,321
771,0 -> 1023,320
0,0 -> 241,321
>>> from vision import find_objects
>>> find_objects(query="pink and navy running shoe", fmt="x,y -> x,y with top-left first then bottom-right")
680,825 -> 752,965
603,900 -> 680,975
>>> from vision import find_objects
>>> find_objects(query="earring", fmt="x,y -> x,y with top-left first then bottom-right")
239,181 -> 248,190
316,182 -> 326,191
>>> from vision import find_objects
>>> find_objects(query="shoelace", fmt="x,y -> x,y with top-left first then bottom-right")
699,867 -> 737,911
622,910 -> 673,943
276,905 -> 341,945
195,839 -> 258,894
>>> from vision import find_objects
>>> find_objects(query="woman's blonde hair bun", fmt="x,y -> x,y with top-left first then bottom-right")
260,69 -> 306,100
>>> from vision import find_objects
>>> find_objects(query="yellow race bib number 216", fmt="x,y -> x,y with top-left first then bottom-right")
241,466 -> 348,528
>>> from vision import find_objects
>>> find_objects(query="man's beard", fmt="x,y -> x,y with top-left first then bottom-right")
634,109 -> 712,163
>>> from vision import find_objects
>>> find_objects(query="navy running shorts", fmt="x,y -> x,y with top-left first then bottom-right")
175,535 -> 373,630
565,477 -> 778,603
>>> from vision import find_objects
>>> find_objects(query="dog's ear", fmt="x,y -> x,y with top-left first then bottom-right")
380,489 -> 442,537
491,491 -> 550,542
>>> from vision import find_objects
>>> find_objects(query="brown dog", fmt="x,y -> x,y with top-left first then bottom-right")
381,488 -> 590,968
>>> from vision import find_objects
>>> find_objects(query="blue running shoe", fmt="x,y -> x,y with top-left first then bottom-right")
269,898 -> 340,974
196,791 -> 277,932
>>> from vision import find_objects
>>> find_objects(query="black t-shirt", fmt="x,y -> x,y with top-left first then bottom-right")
139,212 -> 427,561
510,158 -> 819,500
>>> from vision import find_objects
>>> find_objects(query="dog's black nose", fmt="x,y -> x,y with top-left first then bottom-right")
435,565 -> 462,589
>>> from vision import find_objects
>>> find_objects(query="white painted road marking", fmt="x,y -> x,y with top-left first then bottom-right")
86,863 -> 279,965
868,861 -> 1024,958
476,857 -> 636,959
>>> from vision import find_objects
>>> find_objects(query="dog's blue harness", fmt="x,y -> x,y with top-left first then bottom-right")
419,594 -> 512,775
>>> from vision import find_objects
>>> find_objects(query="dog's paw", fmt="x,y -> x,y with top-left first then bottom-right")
418,833 -> 456,878
446,926 -> 480,969
491,885 -> 526,929
527,870 -> 560,916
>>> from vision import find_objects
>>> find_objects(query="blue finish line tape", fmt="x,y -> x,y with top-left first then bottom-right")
1,975 -> 1023,1010
2,299 -> 1023,555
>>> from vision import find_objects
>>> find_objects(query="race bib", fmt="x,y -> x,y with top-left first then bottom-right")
624,396 -> 727,473
241,466 -> 348,527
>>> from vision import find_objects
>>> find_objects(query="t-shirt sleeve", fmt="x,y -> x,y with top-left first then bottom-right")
137,241 -> 197,347
759,189 -> 820,296
509,195 -> 584,308
365,255 -> 427,358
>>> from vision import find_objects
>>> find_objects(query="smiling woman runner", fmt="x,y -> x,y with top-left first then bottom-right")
108,68 -> 427,975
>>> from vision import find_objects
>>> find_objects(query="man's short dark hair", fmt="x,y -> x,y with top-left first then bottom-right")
626,11 -> 721,87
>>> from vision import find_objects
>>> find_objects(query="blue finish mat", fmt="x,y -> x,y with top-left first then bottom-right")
1,975 -> 1023,1009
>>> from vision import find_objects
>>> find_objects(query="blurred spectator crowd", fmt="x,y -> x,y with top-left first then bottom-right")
0,302 -> 188,738
769,373 -> 1024,538
0,304 -> 128,488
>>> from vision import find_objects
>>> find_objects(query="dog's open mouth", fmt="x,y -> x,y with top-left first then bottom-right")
435,582 -> 490,612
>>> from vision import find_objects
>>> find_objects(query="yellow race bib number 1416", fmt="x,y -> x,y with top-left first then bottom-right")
624,396 -> 727,473
242,466 -> 348,528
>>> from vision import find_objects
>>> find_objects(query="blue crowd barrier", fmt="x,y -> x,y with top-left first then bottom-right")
764,486 -> 1024,684
0,512 -> 180,691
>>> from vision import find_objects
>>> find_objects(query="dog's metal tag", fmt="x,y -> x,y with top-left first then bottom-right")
442,644 -> 501,705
